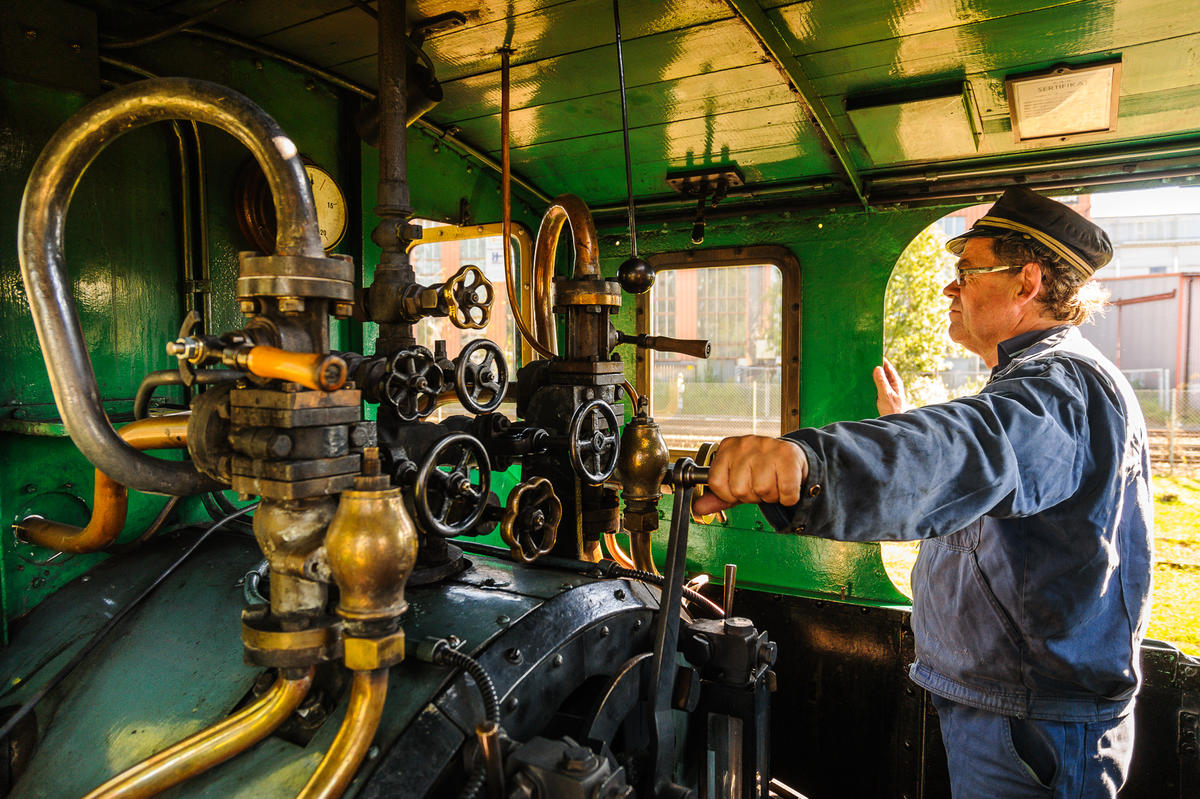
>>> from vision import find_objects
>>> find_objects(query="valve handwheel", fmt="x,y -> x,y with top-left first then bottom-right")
383,346 -> 443,421
500,477 -> 562,563
442,265 -> 494,330
414,433 -> 492,537
454,339 -> 509,414
568,399 -> 620,484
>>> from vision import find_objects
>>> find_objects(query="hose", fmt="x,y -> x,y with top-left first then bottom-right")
423,640 -> 500,799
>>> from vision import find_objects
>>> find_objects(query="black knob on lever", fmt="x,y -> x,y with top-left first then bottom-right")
617,255 -> 656,294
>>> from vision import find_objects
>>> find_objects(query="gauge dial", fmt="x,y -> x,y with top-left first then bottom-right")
304,163 -> 347,251
234,157 -> 347,253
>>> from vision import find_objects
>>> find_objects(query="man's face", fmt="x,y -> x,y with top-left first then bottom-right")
942,237 -> 1026,364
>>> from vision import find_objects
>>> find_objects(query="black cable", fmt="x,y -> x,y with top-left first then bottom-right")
101,0 -> 239,50
429,642 -> 500,799
0,503 -> 258,742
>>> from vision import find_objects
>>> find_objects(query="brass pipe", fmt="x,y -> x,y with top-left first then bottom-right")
18,77 -> 320,495
500,48 -> 555,361
477,720 -> 505,798
630,532 -> 660,576
603,532 -> 637,569
16,414 -> 190,553
532,194 -> 602,352
85,668 -> 314,799
297,668 -> 389,799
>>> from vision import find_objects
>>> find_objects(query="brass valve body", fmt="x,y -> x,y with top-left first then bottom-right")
323,458 -> 419,625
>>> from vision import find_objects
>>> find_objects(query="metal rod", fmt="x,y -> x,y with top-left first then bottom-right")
477,720 -> 506,798
18,77 -> 320,494
723,563 -> 737,619
612,0 -> 638,258
100,0 -> 238,50
83,669 -> 314,798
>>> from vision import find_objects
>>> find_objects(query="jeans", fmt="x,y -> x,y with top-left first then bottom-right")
931,694 -> 1135,798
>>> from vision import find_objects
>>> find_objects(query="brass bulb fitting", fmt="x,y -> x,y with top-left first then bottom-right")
323,448 -> 418,626
616,397 -> 669,508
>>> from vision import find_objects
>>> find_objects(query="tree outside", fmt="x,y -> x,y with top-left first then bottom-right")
883,224 -> 982,406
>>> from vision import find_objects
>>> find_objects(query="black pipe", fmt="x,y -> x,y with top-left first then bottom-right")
18,77 -> 322,495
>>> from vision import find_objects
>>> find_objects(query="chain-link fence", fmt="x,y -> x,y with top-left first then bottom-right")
1127,369 -> 1200,469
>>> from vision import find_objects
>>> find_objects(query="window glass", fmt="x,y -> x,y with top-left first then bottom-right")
409,220 -> 519,420
648,263 -> 783,451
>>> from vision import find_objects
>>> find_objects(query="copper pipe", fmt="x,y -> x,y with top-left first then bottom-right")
477,720 -> 505,798
532,194 -> 602,351
85,668 -> 314,799
16,414 -> 190,553
603,532 -> 637,569
499,48 -> 555,361
297,668 -> 389,799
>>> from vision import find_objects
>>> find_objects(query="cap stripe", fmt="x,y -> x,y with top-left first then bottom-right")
976,215 -> 1093,278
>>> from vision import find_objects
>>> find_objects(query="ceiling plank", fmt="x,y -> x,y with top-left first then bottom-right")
724,0 -> 867,207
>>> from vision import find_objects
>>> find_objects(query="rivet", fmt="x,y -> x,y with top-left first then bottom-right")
496,615 -> 510,626
505,696 -> 519,712
504,647 -> 523,665
633,619 -> 643,630
552,654 -> 564,668
599,625 -> 610,638
614,588 -> 626,600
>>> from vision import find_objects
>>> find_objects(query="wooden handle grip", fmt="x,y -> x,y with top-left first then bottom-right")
243,347 -> 348,391
643,335 -> 711,359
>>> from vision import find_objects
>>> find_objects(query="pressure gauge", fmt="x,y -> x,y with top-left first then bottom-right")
303,163 -> 347,251
234,157 -> 347,253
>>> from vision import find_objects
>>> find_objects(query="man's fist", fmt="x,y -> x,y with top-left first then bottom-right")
691,435 -> 808,515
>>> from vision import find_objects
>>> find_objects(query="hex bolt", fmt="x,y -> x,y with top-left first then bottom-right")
614,588 -> 626,600
333,302 -> 355,318
277,297 -> 305,314
24,29 -> 36,40
239,299 -> 258,315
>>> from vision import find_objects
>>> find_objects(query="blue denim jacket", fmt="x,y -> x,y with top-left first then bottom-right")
763,326 -> 1153,721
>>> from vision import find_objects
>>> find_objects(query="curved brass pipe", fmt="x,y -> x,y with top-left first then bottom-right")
532,194 -> 602,352
297,668 -> 389,799
630,532 -> 660,576
18,77 -> 320,495
16,414 -> 190,553
84,668 -> 314,799
603,532 -> 637,569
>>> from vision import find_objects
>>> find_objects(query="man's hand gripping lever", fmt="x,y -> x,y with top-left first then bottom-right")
690,436 -> 808,517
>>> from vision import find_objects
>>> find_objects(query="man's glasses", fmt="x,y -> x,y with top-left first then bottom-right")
954,264 -> 1025,286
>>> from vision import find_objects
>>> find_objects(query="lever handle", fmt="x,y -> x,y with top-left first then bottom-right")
234,346 -> 348,392
618,332 -> 711,359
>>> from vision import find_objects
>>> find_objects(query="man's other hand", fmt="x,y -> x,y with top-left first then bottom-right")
873,357 -> 910,415
692,435 -> 808,515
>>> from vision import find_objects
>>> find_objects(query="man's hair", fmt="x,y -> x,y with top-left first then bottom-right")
990,231 -> 1108,324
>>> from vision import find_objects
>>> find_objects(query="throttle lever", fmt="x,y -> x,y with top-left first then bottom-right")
617,332 -> 711,360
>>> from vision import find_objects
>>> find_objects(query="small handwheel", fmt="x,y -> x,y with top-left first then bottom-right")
442,265 -> 494,330
568,400 -> 620,484
500,477 -> 562,563
383,346 -> 443,421
454,339 -> 509,414
414,433 -> 492,537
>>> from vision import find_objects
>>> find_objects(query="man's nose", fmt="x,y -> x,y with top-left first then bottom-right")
943,279 -> 959,298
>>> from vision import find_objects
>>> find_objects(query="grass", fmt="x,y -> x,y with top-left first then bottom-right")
880,469 -> 1200,655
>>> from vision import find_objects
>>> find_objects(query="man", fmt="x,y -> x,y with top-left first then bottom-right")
692,187 -> 1152,799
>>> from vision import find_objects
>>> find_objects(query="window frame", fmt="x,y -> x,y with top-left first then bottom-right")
636,245 -> 802,455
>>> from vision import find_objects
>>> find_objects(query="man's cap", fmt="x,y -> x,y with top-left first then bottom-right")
945,186 -> 1113,278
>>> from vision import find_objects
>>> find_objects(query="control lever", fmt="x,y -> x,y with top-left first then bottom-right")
616,332 -> 710,360
167,338 -> 347,392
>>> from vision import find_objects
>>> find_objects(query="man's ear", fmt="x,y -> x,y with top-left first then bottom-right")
1015,262 -> 1043,305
